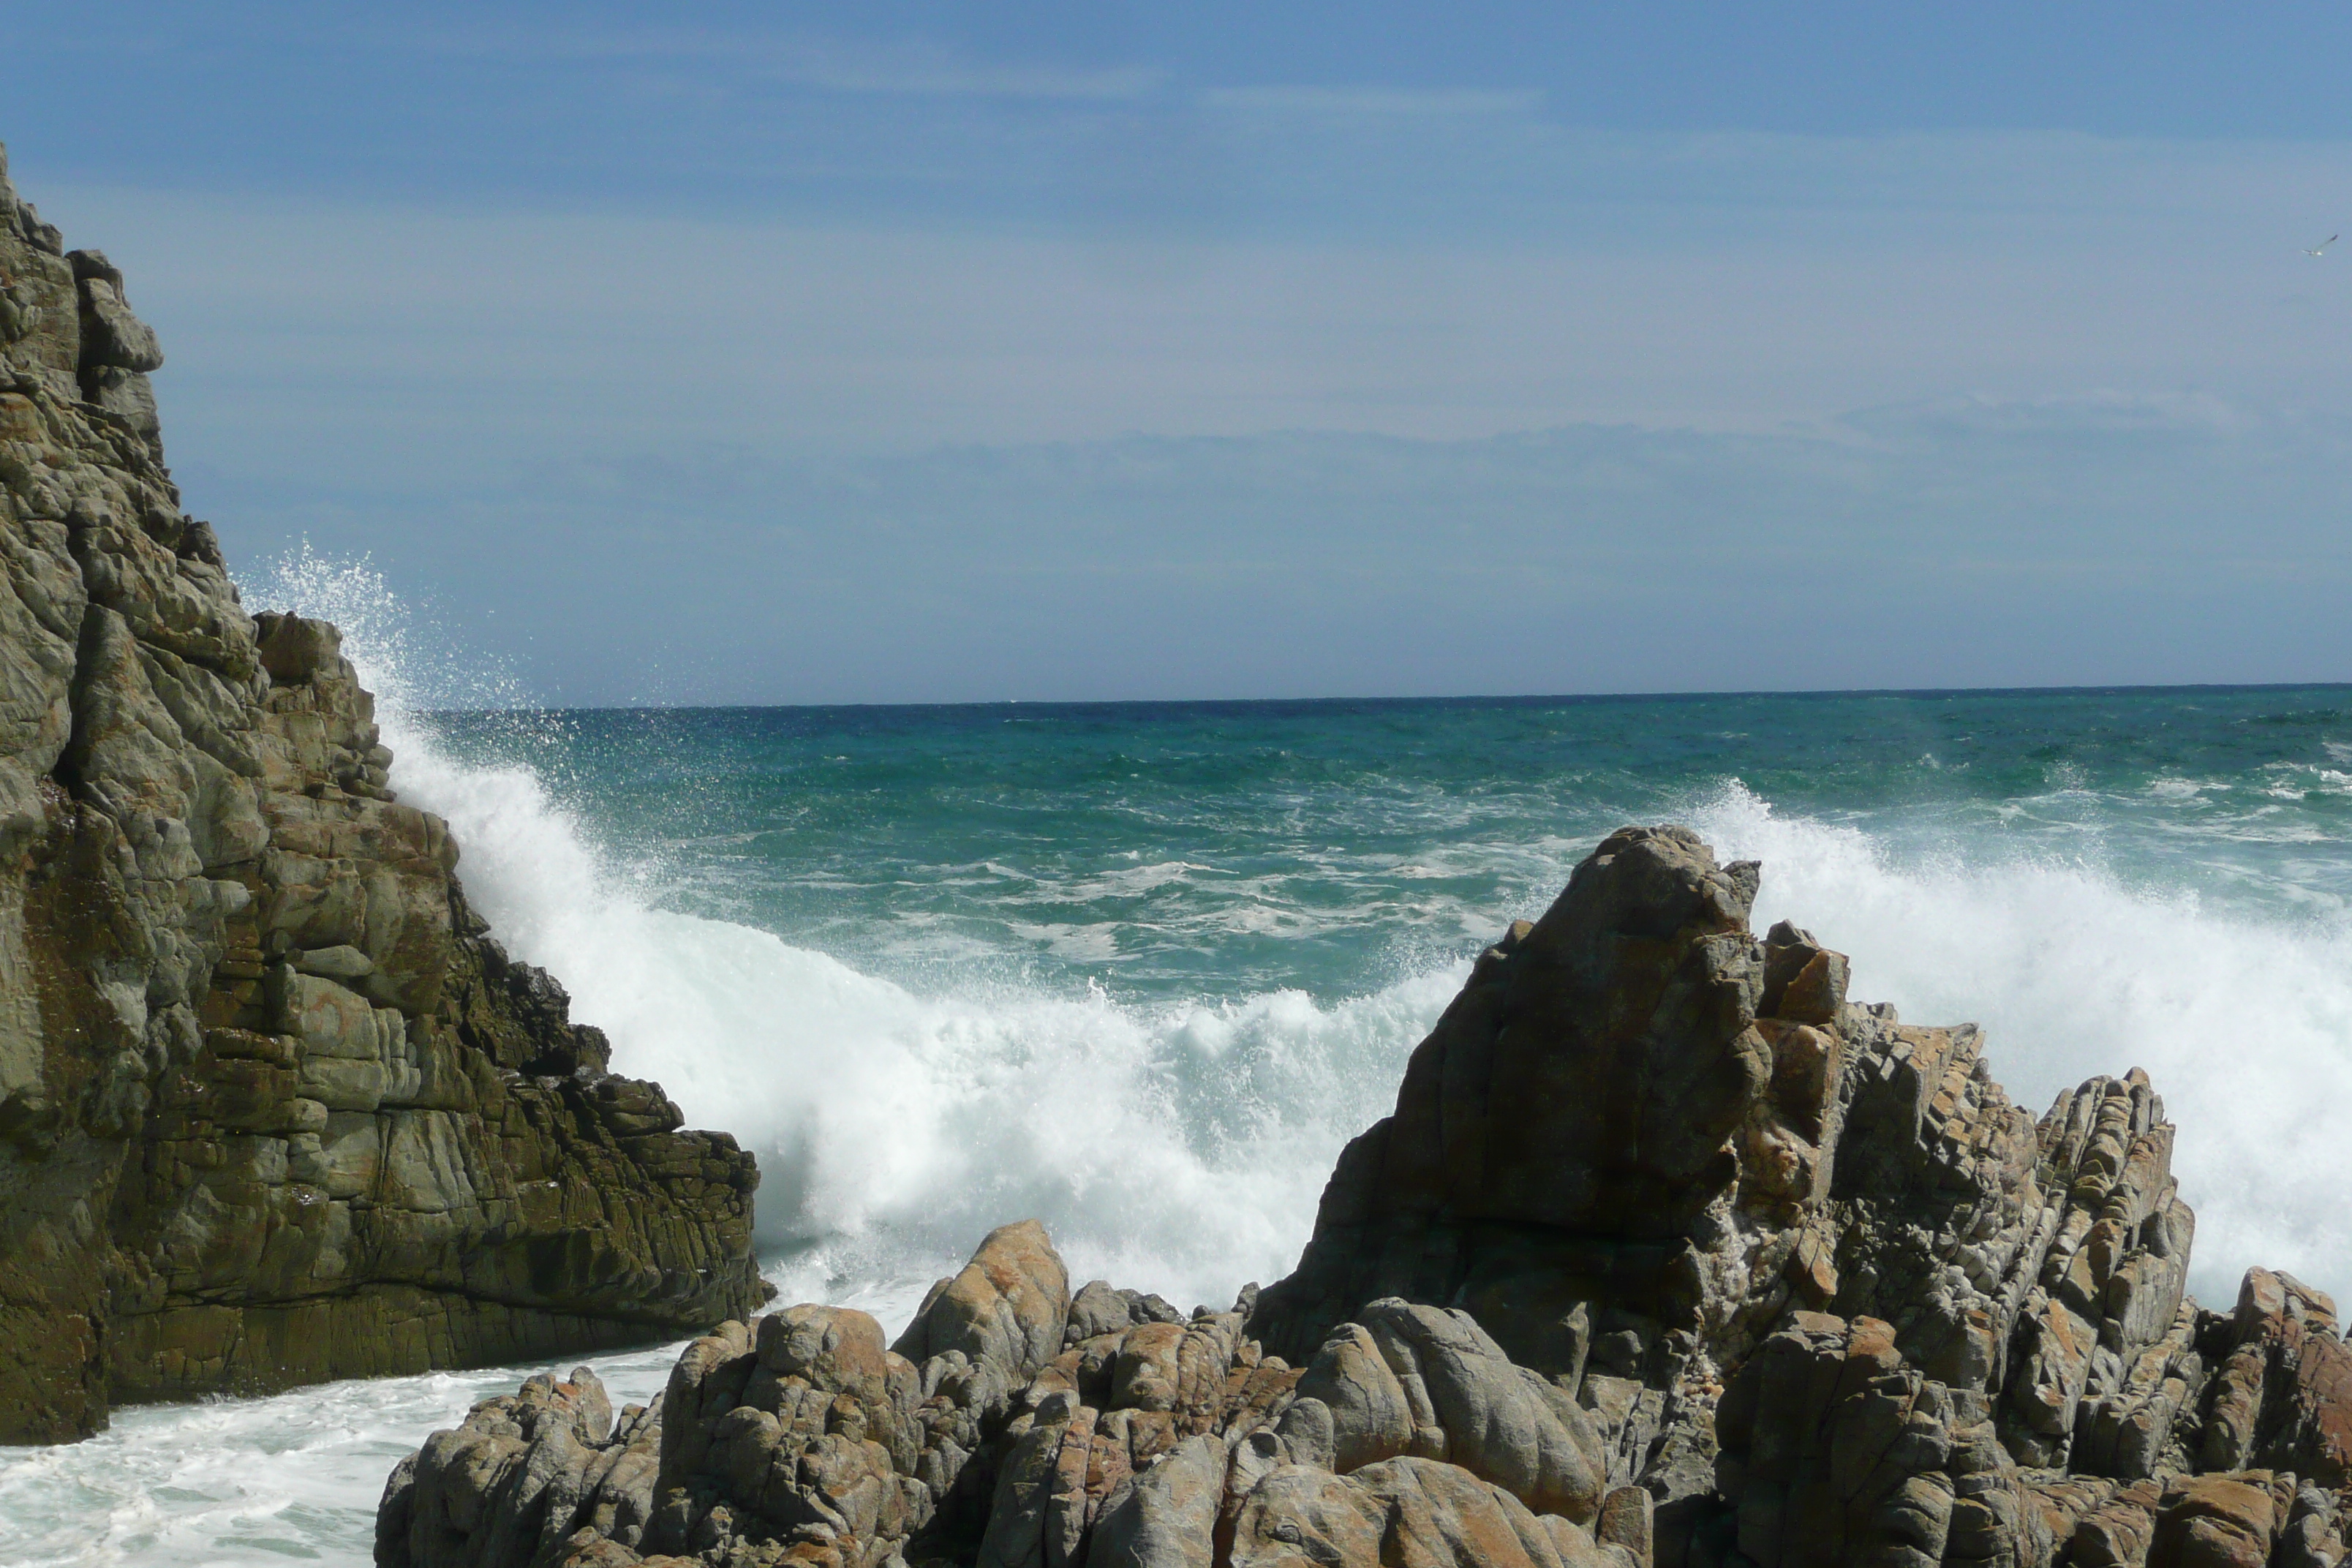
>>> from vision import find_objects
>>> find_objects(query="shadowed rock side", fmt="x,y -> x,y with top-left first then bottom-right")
0,143 -> 768,1444
390,826 -> 2352,1568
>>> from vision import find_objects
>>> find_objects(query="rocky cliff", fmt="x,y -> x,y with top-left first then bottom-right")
388,826 -> 2352,1568
0,143 -> 769,1444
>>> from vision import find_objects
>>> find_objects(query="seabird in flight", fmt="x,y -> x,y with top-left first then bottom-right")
2306,234 -> 2339,257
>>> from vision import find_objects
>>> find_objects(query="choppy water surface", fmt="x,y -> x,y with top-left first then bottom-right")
4,555 -> 2350,1564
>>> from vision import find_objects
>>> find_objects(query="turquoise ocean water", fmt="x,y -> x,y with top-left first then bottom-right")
4,558 -> 2351,1564
403,687 -> 2352,1308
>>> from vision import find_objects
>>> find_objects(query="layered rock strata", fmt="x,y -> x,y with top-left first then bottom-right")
0,143 -> 767,1443
392,825 -> 2352,1568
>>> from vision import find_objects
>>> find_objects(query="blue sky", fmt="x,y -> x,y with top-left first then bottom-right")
11,4 -> 2352,701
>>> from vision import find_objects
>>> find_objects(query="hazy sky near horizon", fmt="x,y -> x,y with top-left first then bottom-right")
10,3 -> 2352,702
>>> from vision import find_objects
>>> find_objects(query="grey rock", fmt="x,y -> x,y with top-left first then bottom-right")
1249,826 -> 1783,1379
78,364 -> 159,445
1089,1433 -> 1225,1568
1229,1457 -> 1626,1568
298,943 -> 380,980
1068,1279 -> 1137,1343
1354,1298 -> 1607,1523
375,1366 -> 655,1568
0,145 -> 769,1444
75,271 -> 162,372
1294,1321 -> 1414,1471
975,1400 -> 1082,1568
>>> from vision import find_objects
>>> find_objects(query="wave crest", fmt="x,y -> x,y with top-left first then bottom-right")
1693,777 -> 2352,1305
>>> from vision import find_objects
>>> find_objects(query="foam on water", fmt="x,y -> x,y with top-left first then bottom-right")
0,1343 -> 682,1567
380,714 -> 2352,1316
385,720 -> 1460,1310
1692,780 -> 2352,1306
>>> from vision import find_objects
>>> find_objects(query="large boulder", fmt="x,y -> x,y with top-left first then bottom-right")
894,1218 -> 1073,1380
1248,826 -> 1800,1380
1088,1433 -> 1226,1568
1229,1458 -> 1633,1568
377,1367 -> 660,1568
1285,1298 -> 1607,1522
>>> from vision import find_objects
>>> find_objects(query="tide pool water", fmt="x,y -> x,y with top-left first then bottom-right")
4,554 -> 2351,1564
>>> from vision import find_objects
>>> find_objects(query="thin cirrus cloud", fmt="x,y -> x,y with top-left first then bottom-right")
56,126 -> 2352,453
415,22 -> 1164,101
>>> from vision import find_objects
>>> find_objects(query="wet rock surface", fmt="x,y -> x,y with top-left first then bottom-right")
0,143 -> 768,1444
391,823 -> 2352,1567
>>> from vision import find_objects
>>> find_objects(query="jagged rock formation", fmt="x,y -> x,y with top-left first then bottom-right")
380,1221 -> 1652,1568
387,824 -> 2352,1568
0,142 -> 768,1444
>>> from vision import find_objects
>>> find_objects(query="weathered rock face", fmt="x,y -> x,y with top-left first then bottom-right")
1249,825 -> 1791,1383
0,142 -> 768,1444
378,1363 -> 663,1568
393,823 -> 2352,1568
383,1223 -> 1652,1568
1251,826 -> 2204,1481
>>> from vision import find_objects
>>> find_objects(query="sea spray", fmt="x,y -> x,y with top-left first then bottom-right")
245,550 -> 1463,1317
387,726 -> 1462,1311
1692,778 -> 2352,1305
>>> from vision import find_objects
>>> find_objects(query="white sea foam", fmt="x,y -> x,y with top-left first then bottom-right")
244,549 -> 1455,1316
1692,779 -> 2352,1307
383,720 -> 1458,1309
392,730 -> 2352,1316
0,1343 -> 682,1567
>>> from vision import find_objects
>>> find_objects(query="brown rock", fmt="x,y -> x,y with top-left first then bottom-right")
1251,826 -> 1779,1377
894,1218 -> 1071,1381
2150,1476 -> 2278,1568
1229,1457 -> 1618,1568
1089,1431 -> 1224,1568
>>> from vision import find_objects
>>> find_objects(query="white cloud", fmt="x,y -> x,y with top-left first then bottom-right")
48,154 -> 2352,478
1202,86 -> 1544,118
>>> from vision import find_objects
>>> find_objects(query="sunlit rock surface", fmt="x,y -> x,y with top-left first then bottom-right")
0,141 -> 768,1445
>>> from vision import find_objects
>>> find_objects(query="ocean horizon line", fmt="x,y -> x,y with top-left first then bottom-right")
409,678 -> 2352,719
